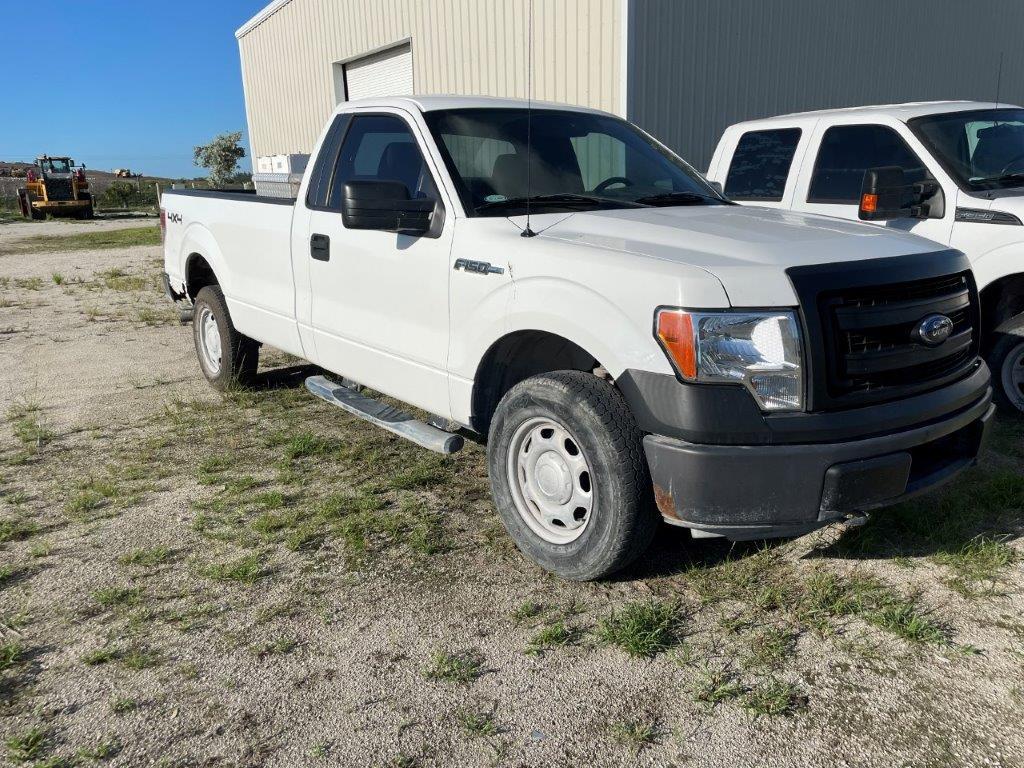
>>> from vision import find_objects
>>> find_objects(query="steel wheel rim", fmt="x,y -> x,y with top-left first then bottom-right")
198,306 -> 222,375
506,416 -> 595,545
1002,341 -> 1024,410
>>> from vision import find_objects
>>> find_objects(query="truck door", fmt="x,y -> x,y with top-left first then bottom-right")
302,110 -> 455,418
791,122 -> 954,245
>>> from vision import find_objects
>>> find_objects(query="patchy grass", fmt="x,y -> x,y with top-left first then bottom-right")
122,645 -> 161,670
202,553 -> 266,585
76,735 -> 121,761
82,647 -> 118,666
457,709 -> 498,739
65,477 -> 120,520
833,468 -> 1024,593
8,399 -> 55,452
0,515 -> 39,544
608,714 -> 661,753
598,600 -> 684,657
0,640 -> 23,672
7,226 -> 161,254
526,620 -> 579,656
5,726 -> 47,762
93,586 -> 142,609
511,601 -> 547,624
742,678 -> 807,716
424,648 -> 484,685
253,637 -> 298,657
118,546 -> 173,567
110,697 -> 137,714
690,665 -> 746,708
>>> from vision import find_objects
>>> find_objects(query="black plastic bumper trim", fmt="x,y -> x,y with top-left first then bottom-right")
618,362 -> 990,446
643,391 -> 993,540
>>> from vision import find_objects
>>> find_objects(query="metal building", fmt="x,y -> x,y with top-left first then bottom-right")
237,0 -> 1024,170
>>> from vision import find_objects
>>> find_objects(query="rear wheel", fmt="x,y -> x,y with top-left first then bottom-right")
192,285 -> 259,389
487,371 -> 656,580
988,315 -> 1024,414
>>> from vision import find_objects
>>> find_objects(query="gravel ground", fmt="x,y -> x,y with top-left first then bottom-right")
0,225 -> 1022,768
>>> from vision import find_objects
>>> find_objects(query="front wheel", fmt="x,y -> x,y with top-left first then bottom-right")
988,316 -> 1024,414
487,371 -> 656,581
192,285 -> 259,390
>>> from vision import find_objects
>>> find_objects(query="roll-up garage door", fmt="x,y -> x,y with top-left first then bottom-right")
344,44 -> 413,101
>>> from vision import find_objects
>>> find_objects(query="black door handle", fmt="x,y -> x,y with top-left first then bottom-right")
310,233 -> 330,261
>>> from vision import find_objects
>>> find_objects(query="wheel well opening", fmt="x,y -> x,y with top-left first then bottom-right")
185,254 -> 217,301
472,331 -> 602,434
980,274 -> 1024,351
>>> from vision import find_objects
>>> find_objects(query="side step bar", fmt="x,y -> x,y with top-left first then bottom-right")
305,375 -> 464,455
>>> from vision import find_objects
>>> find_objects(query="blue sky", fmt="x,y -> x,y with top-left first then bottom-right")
1,1 -> 268,178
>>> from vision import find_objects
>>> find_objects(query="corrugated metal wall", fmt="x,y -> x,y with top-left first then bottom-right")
238,0 -> 623,160
628,0 -> 1024,171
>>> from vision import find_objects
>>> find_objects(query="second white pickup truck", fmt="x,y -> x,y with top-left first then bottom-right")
162,96 -> 993,580
709,100 -> 1024,414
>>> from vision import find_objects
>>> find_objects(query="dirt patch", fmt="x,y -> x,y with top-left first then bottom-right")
0,241 -> 1022,767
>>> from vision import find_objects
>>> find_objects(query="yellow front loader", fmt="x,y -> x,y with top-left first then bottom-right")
17,155 -> 94,220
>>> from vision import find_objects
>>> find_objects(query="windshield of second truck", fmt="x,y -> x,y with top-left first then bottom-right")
911,108 -> 1024,191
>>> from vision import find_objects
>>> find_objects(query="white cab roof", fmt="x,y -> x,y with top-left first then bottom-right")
337,95 -> 611,116
731,100 -> 1022,130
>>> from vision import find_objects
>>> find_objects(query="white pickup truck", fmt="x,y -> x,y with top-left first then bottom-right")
709,100 -> 1024,413
162,96 -> 993,580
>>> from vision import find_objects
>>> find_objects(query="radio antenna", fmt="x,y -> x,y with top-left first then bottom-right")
521,0 -> 537,237
995,51 -> 1004,109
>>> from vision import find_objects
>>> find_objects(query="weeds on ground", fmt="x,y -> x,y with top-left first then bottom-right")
742,677 -> 807,716
202,553 -> 266,585
118,546 -> 173,567
6,726 -> 47,762
0,640 -> 23,672
526,620 -> 580,656
457,709 -> 499,739
425,648 -> 484,684
598,599 -> 684,657
608,714 -> 661,753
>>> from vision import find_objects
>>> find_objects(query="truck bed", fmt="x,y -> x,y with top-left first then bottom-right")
162,188 -> 294,206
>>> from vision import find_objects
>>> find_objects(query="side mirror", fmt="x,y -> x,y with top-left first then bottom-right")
708,180 -> 724,196
341,180 -> 434,236
859,166 -> 944,221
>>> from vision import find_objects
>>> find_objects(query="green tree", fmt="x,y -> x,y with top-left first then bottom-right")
193,131 -> 246,187
102,181 -> 136,209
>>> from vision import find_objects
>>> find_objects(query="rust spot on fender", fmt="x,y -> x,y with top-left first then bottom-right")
653,484 -> 679,519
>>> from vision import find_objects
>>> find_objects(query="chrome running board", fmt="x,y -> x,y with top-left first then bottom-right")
305,375 -> 464,455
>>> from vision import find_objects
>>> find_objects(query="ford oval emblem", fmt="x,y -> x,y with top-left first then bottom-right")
912,314 -> 954,347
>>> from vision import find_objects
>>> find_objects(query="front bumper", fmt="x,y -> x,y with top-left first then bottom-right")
643,381 -> 994,540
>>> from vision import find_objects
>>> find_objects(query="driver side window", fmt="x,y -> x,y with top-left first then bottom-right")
808,124 -> 932,204
326,114 -> 438,210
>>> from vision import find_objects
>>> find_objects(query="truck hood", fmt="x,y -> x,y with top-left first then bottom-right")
531,204 -> 942,306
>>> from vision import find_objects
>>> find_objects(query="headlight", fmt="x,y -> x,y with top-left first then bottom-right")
655,308 -> 804,411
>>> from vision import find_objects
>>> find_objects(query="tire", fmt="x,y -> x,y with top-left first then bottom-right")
987,315 -> 1024,415
487,371 -> 656,580
192,285 -> 259,390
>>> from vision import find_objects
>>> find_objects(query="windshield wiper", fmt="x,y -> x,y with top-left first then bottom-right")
475,193 -> 649,213
634,191 -> 726,206
969,172 -> 1024,186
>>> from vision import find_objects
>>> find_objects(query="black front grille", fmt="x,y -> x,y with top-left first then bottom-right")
787,251 -> 981,411
45,177 -> 74,201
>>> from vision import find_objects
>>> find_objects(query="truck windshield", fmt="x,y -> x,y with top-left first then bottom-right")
910,109 -> 1024,191
41,159 -> 72,174
424,108 -> 725,216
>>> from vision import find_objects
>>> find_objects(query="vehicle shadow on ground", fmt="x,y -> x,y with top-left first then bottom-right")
250,363 -> 321,391
616,523 -> 782,581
